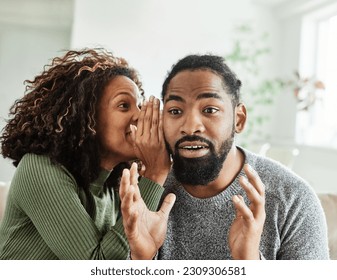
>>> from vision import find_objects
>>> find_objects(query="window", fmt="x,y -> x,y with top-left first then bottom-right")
297,11 -> 337,149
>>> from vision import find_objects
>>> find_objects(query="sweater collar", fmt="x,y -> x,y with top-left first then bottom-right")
90,169 -> 112,196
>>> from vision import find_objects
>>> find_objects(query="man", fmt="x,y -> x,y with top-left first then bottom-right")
119,54 -> 329,260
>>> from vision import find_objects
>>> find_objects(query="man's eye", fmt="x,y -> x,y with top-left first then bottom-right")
168,108 -> 182,115
203,107 -> 219,114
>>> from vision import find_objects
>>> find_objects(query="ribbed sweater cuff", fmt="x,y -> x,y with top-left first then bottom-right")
139,177 -> 164,211
103,218 -> 129,259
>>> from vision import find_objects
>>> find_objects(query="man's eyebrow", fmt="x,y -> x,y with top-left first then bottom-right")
196,93 -> 223,100
164,94 -> 185,103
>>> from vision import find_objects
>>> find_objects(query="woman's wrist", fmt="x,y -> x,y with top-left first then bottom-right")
143,170 -> 169,186
130,251 -> 156,260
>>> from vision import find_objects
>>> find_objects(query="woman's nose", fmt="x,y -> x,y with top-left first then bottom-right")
131,105 -> 141,125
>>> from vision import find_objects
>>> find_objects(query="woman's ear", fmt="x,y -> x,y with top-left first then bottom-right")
235,103 -> 247,133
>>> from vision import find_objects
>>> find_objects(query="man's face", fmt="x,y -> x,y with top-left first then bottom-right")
163,69 -> 236,185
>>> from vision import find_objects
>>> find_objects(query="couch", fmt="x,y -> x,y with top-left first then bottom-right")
0,181 -> 336,259
317,193 -> 337,260
0,181 -> 9,221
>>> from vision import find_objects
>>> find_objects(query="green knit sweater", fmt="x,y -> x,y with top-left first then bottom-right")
0,153 -> 164,260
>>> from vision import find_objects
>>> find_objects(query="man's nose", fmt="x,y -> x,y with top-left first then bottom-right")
180,112 -> 205,135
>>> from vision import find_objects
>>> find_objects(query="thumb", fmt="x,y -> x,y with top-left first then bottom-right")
130,124 -> 137,144
158,193 -> 176,219
232,194 -> 244,219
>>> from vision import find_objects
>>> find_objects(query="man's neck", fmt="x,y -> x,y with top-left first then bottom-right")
182,146 -> 245,199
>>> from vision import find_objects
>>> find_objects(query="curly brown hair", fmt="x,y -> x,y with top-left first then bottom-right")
0,48 -> 144,191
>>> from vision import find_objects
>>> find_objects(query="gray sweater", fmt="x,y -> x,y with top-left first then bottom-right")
159,147 -> 329,260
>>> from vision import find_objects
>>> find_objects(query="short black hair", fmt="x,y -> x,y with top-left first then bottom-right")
161,54 -> 241,106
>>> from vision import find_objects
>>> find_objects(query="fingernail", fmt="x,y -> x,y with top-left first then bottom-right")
233,195 -> 240,203
149,95 -> 154,102
154,98 -> 159,105
122,168 -> 129,175
246,164 -> 254,174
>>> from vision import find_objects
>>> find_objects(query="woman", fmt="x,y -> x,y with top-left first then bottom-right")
0,48 -> 171,259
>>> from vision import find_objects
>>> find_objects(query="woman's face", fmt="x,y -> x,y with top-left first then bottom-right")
96,75 -> 141,170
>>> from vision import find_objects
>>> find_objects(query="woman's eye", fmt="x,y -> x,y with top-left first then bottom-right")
118,103 -> 129,109
203,107 -> 219,114
118,103 -> 129,108
168,108 -> 182,115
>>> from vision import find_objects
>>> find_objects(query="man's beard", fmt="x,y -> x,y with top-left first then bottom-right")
166,130 -> 234,186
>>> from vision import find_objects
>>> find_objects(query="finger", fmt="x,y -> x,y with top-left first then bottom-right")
232,194 -> 244,218
151,97 -> 160,142
129,162 -> 142,201
130,124 -> 137,145
239,176 -> 263,207
158,193 -> 176,219
137,100 -> 147,136
239,175 -> 265,219
232,194 -> 254,222
121,186 -> 135,217
133,180 -> 142,201
243,164 -> 265,196
130,162 -> 139,187
158,111 -> 164,143
143,96 -> 154,137
119,168 -> 130,200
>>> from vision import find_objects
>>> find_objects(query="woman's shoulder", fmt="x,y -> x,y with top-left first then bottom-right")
16,153 -> 76,185
18,153 -> 59,175
20,153 -> 50,165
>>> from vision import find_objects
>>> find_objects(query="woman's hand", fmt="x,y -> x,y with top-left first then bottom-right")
228,164 -> 266,260
119,163 -> 176,260
131,96 -> 171,186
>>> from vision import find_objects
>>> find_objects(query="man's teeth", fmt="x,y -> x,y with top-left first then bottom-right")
182,146 -> 206,150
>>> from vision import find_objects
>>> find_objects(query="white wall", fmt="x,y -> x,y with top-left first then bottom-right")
71,0 -> 279,100
0,0 -> 73,182
292,145 -> 337,193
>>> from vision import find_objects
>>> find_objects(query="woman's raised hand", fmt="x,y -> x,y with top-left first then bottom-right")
119,162 -> 176,259
130,96 -> 171,185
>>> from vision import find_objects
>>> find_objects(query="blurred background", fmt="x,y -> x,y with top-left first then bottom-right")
1,0 -> 337,193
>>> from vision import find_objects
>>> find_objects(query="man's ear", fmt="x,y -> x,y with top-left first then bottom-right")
234,103 -> 246,133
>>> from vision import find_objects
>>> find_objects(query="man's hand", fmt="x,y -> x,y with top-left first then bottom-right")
119,162 -> 176,260
130,96 -> 171,186
229,164 -> 266,260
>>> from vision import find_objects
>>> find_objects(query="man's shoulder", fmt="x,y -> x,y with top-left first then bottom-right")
242,147 -> 316,202
243,147 -> 307,184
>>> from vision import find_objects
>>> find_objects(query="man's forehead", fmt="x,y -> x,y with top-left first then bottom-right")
164,70 -> 227,102
164,92 -> 225,104
169,69 -> 224,87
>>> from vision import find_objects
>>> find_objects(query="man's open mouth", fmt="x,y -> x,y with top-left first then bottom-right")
180,145 -> 208,150
178,142 -> 209,151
